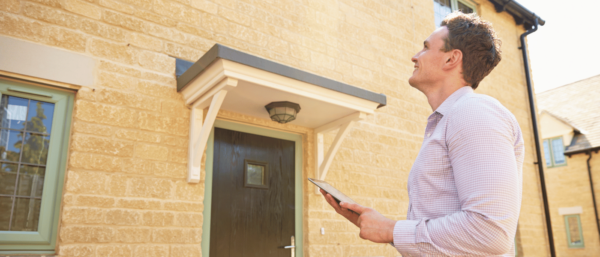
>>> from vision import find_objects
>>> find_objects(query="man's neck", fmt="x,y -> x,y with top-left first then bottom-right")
424,84 -> 466,111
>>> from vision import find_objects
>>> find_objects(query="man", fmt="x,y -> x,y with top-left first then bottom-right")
321,12 -> 524,256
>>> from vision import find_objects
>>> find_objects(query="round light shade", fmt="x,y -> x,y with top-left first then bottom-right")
264,101 -> 301,124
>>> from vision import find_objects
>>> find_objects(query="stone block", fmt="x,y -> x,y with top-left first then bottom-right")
106,209 -> 141,225
127,177 -> 174,199
146,22 -> 188,43
71,135 -> 135,157
98,71 -> 138,90
229,23 -> 268,47
129,33 -> 163,51
109,174 -> 129,196
73,121 -> 116,137
136,81 -> 181,100
134,143 -> 169,161
89,38 -> 138,65
174,180 -> 203,201
141,71 -> 178,87
151,228 -> 201,243
218,7 -> 251,26
60,226 -> 114,243
200,14 -> 228,35
98,61 -> 142,77
174,213 -> 202,227
99,0 -> 136,14
138,50 -> 175,73
164,42 -> 203,61
97,245 -> 133,257
191,0 -> 218,14
76,195 -> 116,208
176,23 -> 216,40
63,0 -> 102,19
75,101 -> 140,128
134,245 -> 169,257
138,111 -> 188,136
116,227 -> 151,243
103,9 -> 146,32
0,12 -> 47,43
163,202 -> 203,212
267,36 -> 290,55
65,170 -> 108,194
116,199 -> 162,210
134,10 -> 178,27
154,162 -> 186,179
167,147 -> 187,164
62,207 -> 105,224
59,245 -> 95,257
154,0 -> 202,26
142,211 -> 175,226
0,0 -> 20,13
116,130 -> 162,144
96,88 -> 160,112
171,245 -> 201,257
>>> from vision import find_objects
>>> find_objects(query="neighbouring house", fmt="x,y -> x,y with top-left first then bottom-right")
0,0 -> 552,256
537,74 -> 600,256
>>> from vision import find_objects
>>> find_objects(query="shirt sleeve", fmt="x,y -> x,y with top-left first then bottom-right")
393,97 -> 522,256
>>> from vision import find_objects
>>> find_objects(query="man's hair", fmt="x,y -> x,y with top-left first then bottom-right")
441,12 -> 502,89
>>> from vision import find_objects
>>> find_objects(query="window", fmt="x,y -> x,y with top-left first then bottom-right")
433,0 -> 477,27
543,137 -> 567,168
0,78 -> 74,253
564,214 -> 585,248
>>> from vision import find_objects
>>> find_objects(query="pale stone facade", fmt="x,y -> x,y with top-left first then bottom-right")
0,0 -> 551,256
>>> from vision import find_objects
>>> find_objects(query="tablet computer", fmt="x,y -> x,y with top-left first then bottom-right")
308,178 -> 358,205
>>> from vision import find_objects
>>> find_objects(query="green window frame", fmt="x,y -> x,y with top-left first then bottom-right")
564,214 -> 585,248
0,78 -> 74,254
434,0 -> 478,27
543,136 -> 567,168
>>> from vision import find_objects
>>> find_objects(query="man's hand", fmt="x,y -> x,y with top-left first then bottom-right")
320,189 -> 397,244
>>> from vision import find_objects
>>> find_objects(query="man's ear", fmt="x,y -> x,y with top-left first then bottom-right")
443,49 -> 462,70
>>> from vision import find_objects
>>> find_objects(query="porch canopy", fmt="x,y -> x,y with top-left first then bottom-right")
177,44 -> 386,183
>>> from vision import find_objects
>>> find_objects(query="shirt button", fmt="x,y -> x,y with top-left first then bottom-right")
427,133 -> 431,137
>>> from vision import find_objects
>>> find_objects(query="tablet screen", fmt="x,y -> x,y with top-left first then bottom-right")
308,178 -> 358,205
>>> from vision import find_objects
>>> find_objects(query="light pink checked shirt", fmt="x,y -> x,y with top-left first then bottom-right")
393,86 -> 524,256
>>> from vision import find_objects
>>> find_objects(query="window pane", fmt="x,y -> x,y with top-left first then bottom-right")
0,95 -> 29,131
0,163 -> 19,195
568,216 -> 582,244
543,140 -> 552,166
16,165 -> 45,198
26,100 -> 55,134
20,133 -> 50,165
434,0 -> 452,27
0,129 -> 24,163
457,1 -> 474,13
10,197 -> 41,231
247,164 -> 265,186
0,196 -> 12,230
552,138 -> 565,165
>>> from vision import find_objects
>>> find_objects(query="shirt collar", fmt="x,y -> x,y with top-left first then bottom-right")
433,86 -> 473,116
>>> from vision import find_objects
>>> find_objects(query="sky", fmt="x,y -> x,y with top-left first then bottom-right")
515,0 -> 600,93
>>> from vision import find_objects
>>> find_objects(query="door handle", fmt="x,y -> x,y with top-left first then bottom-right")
282,235 -> 295,257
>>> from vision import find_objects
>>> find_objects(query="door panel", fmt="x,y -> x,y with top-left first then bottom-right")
210,128 -> 295,257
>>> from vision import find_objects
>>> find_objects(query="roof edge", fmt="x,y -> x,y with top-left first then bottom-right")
487,0 -> 545,29
177,44 -> 387,108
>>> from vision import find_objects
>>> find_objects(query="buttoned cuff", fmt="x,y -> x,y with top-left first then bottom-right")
393,219 -> 420,256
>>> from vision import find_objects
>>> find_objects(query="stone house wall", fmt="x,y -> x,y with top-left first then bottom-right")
0,0 -> 551,256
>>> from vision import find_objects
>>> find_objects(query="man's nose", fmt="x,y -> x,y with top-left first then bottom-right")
411,55 -> 418,63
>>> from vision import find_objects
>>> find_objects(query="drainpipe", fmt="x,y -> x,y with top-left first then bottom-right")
585,151 -> 600,241
520,18 -> 556,257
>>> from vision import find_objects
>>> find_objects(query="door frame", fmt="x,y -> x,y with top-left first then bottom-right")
202,119 -> 304,257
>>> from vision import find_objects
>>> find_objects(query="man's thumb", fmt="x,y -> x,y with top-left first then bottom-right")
340,202 -> 364,214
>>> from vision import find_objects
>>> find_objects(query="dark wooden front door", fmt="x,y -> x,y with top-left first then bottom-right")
210,128 -> 295,257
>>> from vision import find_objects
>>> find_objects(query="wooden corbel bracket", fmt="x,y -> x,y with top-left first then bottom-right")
314,111 -> 366,192
187,78 -> 238,183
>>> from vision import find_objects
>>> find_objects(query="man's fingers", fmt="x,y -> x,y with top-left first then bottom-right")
340,202 -> 366,215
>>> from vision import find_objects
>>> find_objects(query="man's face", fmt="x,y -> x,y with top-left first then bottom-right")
409,26 -> 450,91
